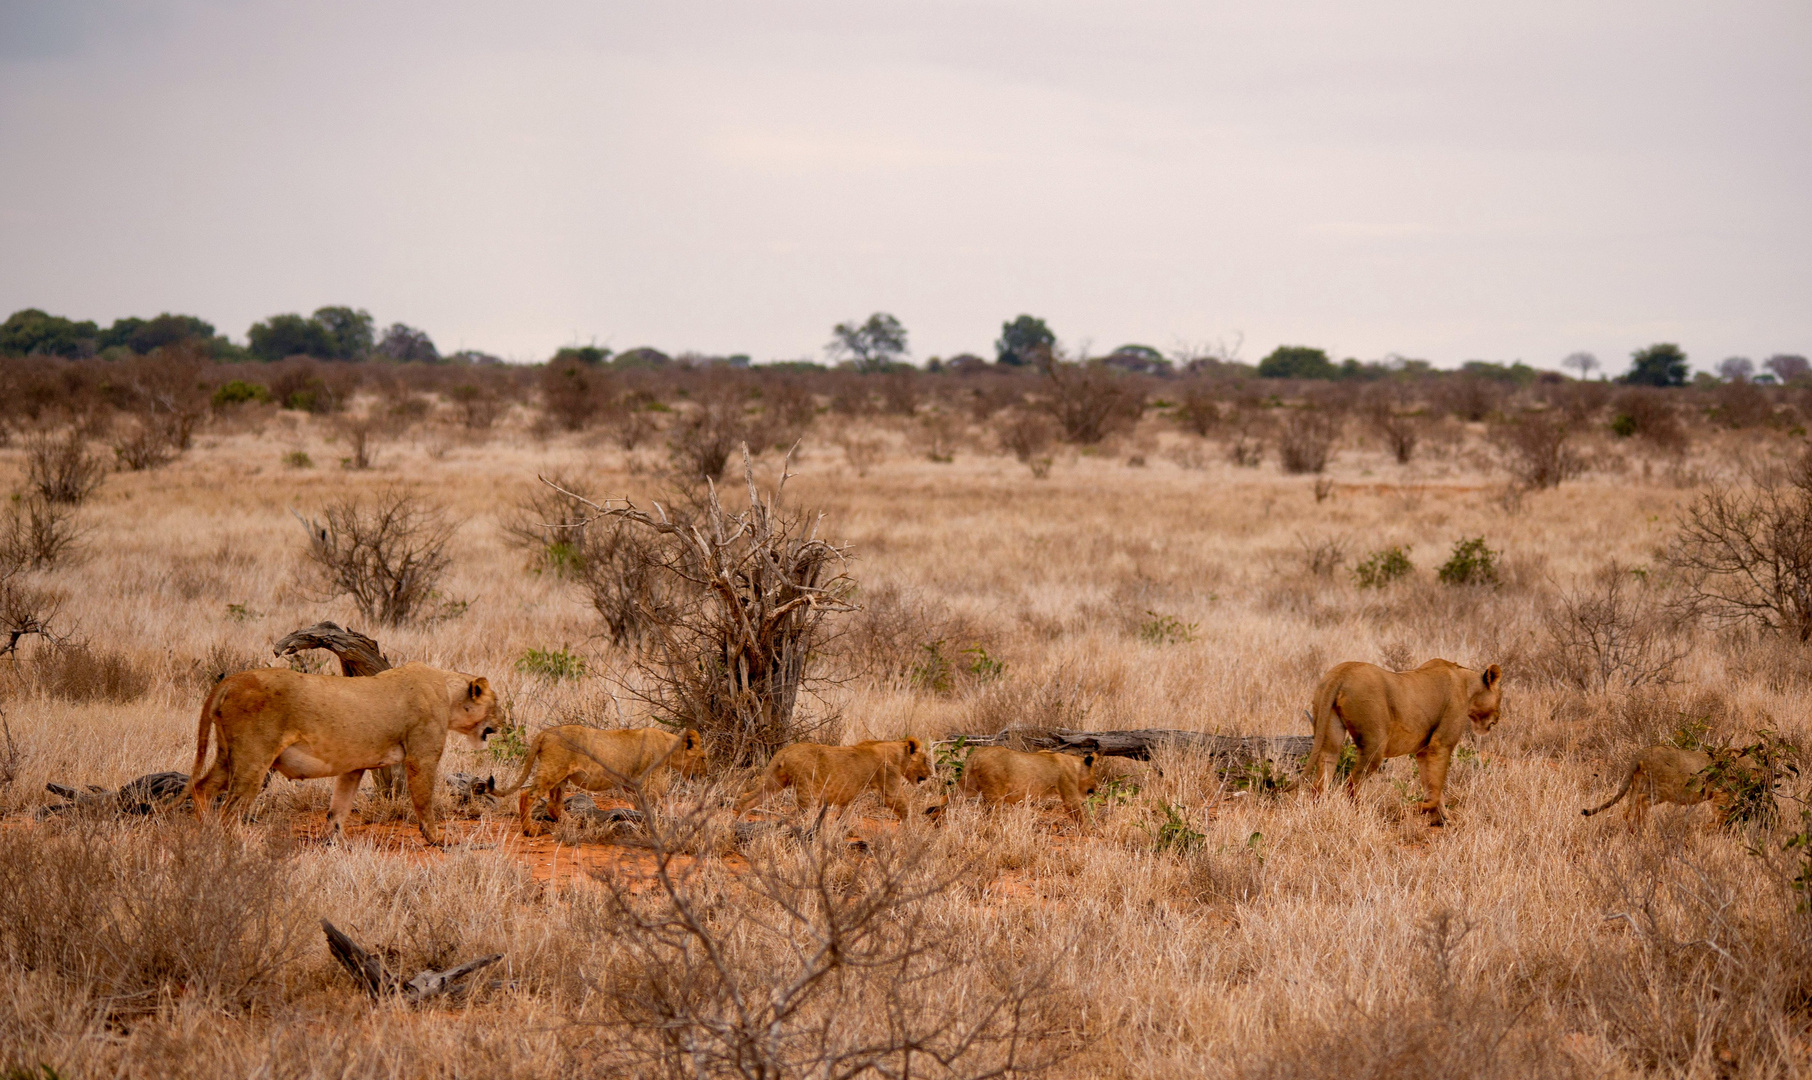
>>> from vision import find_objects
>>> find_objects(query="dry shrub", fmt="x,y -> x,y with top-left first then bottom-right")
0,577 -> 62,658
0,819 -> 305,1014
668,381 -> 758,481
834,425 -> 888,477
1223,406 -> 1271,467
296,490 -> 461,626
1369,400 -> 1421,464
26,429 -> 106,506
1277,408 -> 1338,474
16,642 -> 152,703
1669,453 -> 1812,641
503,474 -> 665,646
570,801 -> 1069,1079
539,356 -> 601,432
447,381 -> 504,429
1,493 -> 81,572
995,408 -> 1057,477
1038,361 -> 1143,444
909,409 -> 962,462
833,582 -> 985,687
1174,380 -> 1222,437
1493,411 -> 1582,489
1609,387 -> 1688,452
963,672 -> 1092,734
1540,564 -> 1686,689
331,412 -> 387,470
1434,375 -> 1502,422
1709,379 -> 1775,430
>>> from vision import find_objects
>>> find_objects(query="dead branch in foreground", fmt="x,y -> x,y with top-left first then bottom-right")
944,727 -> 1315,765
38,771 -> 189,817
322,920 -> 502,1003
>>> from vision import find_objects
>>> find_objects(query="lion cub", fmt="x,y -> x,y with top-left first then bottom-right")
1582,745 -> 1728,830
955,747 -> 1099,823
735,738 -> 932,819
494,725 -> 706,837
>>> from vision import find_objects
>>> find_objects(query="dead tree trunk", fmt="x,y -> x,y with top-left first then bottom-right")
273,621 -> 404,794
943,727 -> 1314,767
321,920 -> 502,1002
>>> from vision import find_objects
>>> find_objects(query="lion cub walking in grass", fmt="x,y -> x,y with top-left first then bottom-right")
953,747 -> 1099,824
1303,658 -> 1503,826
735,739 -> 933,820
1583,745 -> 1727,830
493,725 -> 706,837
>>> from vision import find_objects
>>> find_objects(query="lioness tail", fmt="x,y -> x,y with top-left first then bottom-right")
181,676 -> 234,804
1582,762 -> 1638,817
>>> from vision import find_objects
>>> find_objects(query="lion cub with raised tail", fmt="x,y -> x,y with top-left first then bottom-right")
1583,745 -> 1727,830
955,747 -> 1099,823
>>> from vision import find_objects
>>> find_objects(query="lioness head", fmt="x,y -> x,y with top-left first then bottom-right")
1467,664 -> 1503,734
672,728 -> 708,777
900,737 -> 933,784
451,676 -> 500,745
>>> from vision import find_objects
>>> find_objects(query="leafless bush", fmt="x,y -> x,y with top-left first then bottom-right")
600,388 -> 665,450
1296,532 -> 1348,580
1370,401 -> 1421,464
1542,564 -> 1686,688
1223,406 -> 1271,467
26,429 -> 107,505
1277,409 -> 1338,474
1709,379 -> 1775,429
504,475 -> 666,646
332,413 -> 388,470
1,492 -> 82,571
1669,454 -> 1812,641
296,490 -> 461,626
831,582 -> 987,687
18,642 -> 152,703
570,789 -> 1067,1079
909,409 -> 961,462
545,450 -> 853,764
835,426 -> 888,477
0,576 -> 63,658
1609,387 -> 1688,452
0,819 -> 305,1014
1038,360 -> 1143,444
540,356 -> 601,432
1493,411 -> 1582,489
110,416 -> 178,470
110,349 -> 208,468
964,671 -> 1092,734
1174,380 -> 1222,437
668,383 -> 758,481
996,408 -> 1057,478
447,382 -> 504,429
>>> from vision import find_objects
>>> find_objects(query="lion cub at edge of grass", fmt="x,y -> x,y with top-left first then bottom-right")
953,747 -> 1100,824
1582,745 -> 1730,830
734,739 -> 934,820
492,725 -> 707,837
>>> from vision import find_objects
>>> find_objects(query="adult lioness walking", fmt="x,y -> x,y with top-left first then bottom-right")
185,662 -> 499,845
1303,658 -> 1502,825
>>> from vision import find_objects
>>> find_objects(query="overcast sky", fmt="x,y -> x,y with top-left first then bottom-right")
1,1 -> 1807,371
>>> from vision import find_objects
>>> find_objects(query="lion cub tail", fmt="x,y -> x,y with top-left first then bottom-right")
1582,761 -> 1639,817
489,733 -> 544,798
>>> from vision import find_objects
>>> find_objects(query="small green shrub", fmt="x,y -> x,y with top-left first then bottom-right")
486,722 -> 529,765
211,380 -> 270,408
910,640 -> 953,694
1230,758 -> 1296,797
1437,537 -> 1499,587
935,735 -> 976,790
1142,800 -> 1206,854
1139,611 -> 1199,645
1087,774 -> 1139,811
282,450 -> 313,469
962,644 -> 1004,681
515,647 -> 587,681
1352,546 -> 1413,588
1610,413 -> 1637,438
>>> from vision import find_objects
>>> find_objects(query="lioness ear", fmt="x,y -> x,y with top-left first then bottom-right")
906,737 -> 923,754
468,677 -> 490,700
1482,664 -> 1501,690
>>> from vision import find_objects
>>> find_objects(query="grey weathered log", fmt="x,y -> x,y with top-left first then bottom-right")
38,770 -> 190,818
942,728 -> 1314,765
322,920 -> 502,1003
273,622 -> 391,677
275,622 -> 403,794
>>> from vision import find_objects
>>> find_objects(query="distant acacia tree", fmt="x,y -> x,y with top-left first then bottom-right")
1765,354 -> 1811,385
1718,356 -> 1755,382
247,307 -> 374,361
828,313 -> 908,372
1257,345 -> 1336,380
0,309 -> 99,357
376,323 -> 439,363
312,306 -> 374,360
1622,343 -> 1688,387
995,314 -> 1055,367
1563,352 -> 1600,381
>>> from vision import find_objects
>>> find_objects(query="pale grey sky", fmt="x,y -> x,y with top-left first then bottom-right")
2,1 -> 1807,370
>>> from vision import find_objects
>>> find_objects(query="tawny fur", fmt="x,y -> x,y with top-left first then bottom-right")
1583,745 -> 1726,830
955,747 -> 1099,823
493,725 -> 705,837
184,662 -> 499,845
735,738 -> 932,819
1302,658 -> 1503,825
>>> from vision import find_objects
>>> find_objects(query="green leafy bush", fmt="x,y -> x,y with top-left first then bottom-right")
282,450 -> 312,469
1141,800 -> 1206,854
211,380 -> 270,407
1139,611 -> 1199,645
1437,537 -> 1500,587
1352,546 -> 1413,589
516,647 -> 587,681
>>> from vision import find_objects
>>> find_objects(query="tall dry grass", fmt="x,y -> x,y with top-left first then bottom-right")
0,394 -> 1809,1078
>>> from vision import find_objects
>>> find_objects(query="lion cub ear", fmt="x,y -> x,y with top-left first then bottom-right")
468,677 -> 490,700
1082,752 -> 1097,768
1482,664 -> 1501,689
684,728 -> 702,750
906,737 -> 923,755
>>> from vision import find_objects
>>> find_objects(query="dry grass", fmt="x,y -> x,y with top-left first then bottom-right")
1,398 -> 1810,1079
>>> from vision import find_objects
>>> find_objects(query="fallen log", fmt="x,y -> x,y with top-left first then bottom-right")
38,770 -> 190,817
274,622 -> 404,795
321,920 -> 502,1003
941,728 -> 1314,766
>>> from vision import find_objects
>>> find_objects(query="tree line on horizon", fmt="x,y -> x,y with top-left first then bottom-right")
1,304 -> 1805,389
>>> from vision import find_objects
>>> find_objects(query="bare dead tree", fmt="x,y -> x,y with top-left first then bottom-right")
1669,455 -> 1812,641
569,781 -> 1068,1079
543,446 -> 854,765
1037,361 -> 1142,444
294,491 -> 461,626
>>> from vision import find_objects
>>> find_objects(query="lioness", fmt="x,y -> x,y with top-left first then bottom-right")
1583,745 -> 1727,830
493,725 -> 706,837
186,662 -> 499,845
1303,658 -> 1502,825
955,747 -> 1099,822
734,738 -> 932,819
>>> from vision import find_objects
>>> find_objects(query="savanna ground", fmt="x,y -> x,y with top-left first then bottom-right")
3,380 -> 1812,1079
